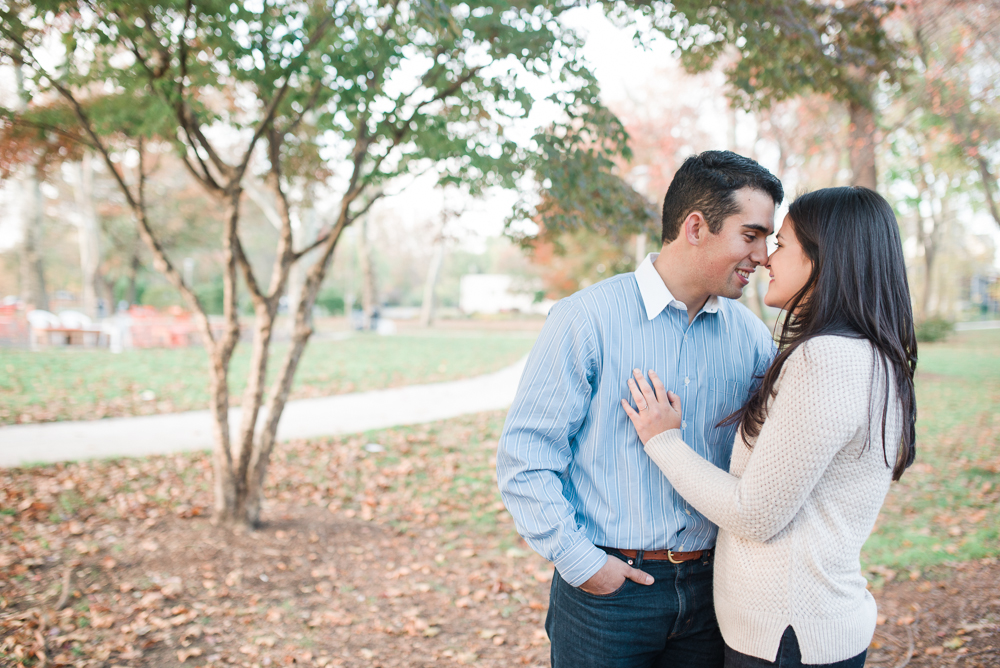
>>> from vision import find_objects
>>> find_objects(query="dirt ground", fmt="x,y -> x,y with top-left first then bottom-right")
1,410 -> 997,667
869,559 -> 1000,667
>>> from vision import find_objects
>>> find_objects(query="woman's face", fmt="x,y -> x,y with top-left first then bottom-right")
764,214 -> 813,310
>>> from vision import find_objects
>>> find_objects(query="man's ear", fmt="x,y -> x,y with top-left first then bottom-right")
682,211 -> 708,246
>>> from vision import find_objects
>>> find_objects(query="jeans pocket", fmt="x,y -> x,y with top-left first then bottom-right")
577,578 -> 628,599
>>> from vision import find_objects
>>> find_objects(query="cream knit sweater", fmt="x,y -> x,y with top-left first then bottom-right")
644,335 -> 901,664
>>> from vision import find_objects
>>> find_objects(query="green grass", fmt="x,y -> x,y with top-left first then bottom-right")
862,329 -> 1000,575
0,331 -> 536,425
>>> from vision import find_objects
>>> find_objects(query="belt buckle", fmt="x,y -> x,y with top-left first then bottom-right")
667,549 -> 683,564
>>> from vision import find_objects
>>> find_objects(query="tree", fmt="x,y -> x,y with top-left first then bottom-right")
882,0 -> 1000,318
1,0 -> 632,528
899,0 -> 1000,231
0,73 -> 83,311
606,0 -> 905,189
419,206 -> 456,328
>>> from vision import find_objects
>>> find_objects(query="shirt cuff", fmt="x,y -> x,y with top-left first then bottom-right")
552,539 -> 608,588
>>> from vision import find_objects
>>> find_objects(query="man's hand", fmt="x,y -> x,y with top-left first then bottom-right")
621,369 -> 682,445
578,555 -> 654,595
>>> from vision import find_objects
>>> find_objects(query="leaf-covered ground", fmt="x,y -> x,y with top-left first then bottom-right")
0,332 -> 536,426
1,413 -> 556,668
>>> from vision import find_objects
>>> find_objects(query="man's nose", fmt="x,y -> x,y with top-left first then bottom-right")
751,239 -> 769,265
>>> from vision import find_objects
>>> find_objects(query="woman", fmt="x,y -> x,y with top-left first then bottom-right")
621,187 -> 917,668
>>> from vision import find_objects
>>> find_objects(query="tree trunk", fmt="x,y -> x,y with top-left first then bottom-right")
241,210 -> 354,526
419,212 -> 447,328
633,233 -> 646,269
847,98 -> 878,190
914,162 -> 945,320
19,164 -> 49,311
286,207 -> 320,334
12,67 -> 48,312
208,191 -> 245,526
357,215 -> 378,330
243,180 -> 317,337
73,153 -> 102,318
126,251 -> 140,306
976,156 -> 1000,230
921,240 -> 936,319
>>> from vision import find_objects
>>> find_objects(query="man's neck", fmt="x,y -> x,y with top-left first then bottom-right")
653,245 -> 710,325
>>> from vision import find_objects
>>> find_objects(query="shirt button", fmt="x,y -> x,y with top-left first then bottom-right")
681,421 -> 687,429
686,509 -> 692,516
683,334 -> 688,341
684,377 -> 690,386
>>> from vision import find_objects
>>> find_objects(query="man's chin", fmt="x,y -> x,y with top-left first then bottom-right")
720,284 -> 746,300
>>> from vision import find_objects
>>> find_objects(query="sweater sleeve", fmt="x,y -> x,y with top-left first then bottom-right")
643,338 -> 868,543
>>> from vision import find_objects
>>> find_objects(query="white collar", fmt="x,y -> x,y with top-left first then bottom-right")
634,253 -> 719,321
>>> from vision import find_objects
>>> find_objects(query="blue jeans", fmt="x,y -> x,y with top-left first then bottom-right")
724,626 -> 867,668
546,547 -> 724,668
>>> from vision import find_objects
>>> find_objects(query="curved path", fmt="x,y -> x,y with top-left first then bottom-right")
0,356 -> 528,468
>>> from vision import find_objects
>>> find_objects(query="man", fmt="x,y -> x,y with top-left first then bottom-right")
497,150 -> 783,667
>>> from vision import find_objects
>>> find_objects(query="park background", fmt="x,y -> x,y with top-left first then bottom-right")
0,2 -> 998,667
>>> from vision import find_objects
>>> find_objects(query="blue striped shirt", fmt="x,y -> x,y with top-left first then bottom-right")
496,253 -> 776,587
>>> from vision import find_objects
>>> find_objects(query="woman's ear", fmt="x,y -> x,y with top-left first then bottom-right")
683,211 -> 707,246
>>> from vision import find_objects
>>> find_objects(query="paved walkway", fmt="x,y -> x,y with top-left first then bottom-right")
0,357 -> 527,467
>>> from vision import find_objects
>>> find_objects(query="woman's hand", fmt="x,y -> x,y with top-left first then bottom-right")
621,369 -> 683,445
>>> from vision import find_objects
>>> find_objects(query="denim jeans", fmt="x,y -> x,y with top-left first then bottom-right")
546,547 -> 724,668
724,626 -> 867,668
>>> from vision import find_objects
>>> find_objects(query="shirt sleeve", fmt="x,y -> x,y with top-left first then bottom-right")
642,339 -> 868,543
496,298 -> 608,587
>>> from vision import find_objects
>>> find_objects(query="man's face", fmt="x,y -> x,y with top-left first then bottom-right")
695,187 -> 775,300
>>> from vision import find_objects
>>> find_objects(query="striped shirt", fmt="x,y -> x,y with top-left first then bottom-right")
496,253 -> 776,587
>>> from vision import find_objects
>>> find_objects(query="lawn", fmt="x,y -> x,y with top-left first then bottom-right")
0,332 -> 537,426
862,329 -> 1000,576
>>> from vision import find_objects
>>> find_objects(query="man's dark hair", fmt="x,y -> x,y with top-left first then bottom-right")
660,150 -> 784,243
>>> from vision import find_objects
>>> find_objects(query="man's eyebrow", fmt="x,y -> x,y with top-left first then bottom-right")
742,223 -> 772,235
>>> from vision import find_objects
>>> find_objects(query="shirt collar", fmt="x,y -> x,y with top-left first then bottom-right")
633,253 -> 719,321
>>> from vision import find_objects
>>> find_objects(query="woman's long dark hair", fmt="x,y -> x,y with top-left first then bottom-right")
727,187 -> 918,481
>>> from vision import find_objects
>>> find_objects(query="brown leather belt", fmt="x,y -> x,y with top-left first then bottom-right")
617,548 -> 712,564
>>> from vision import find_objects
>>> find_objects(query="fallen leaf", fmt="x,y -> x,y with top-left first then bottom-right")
177,647 -> 203,662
